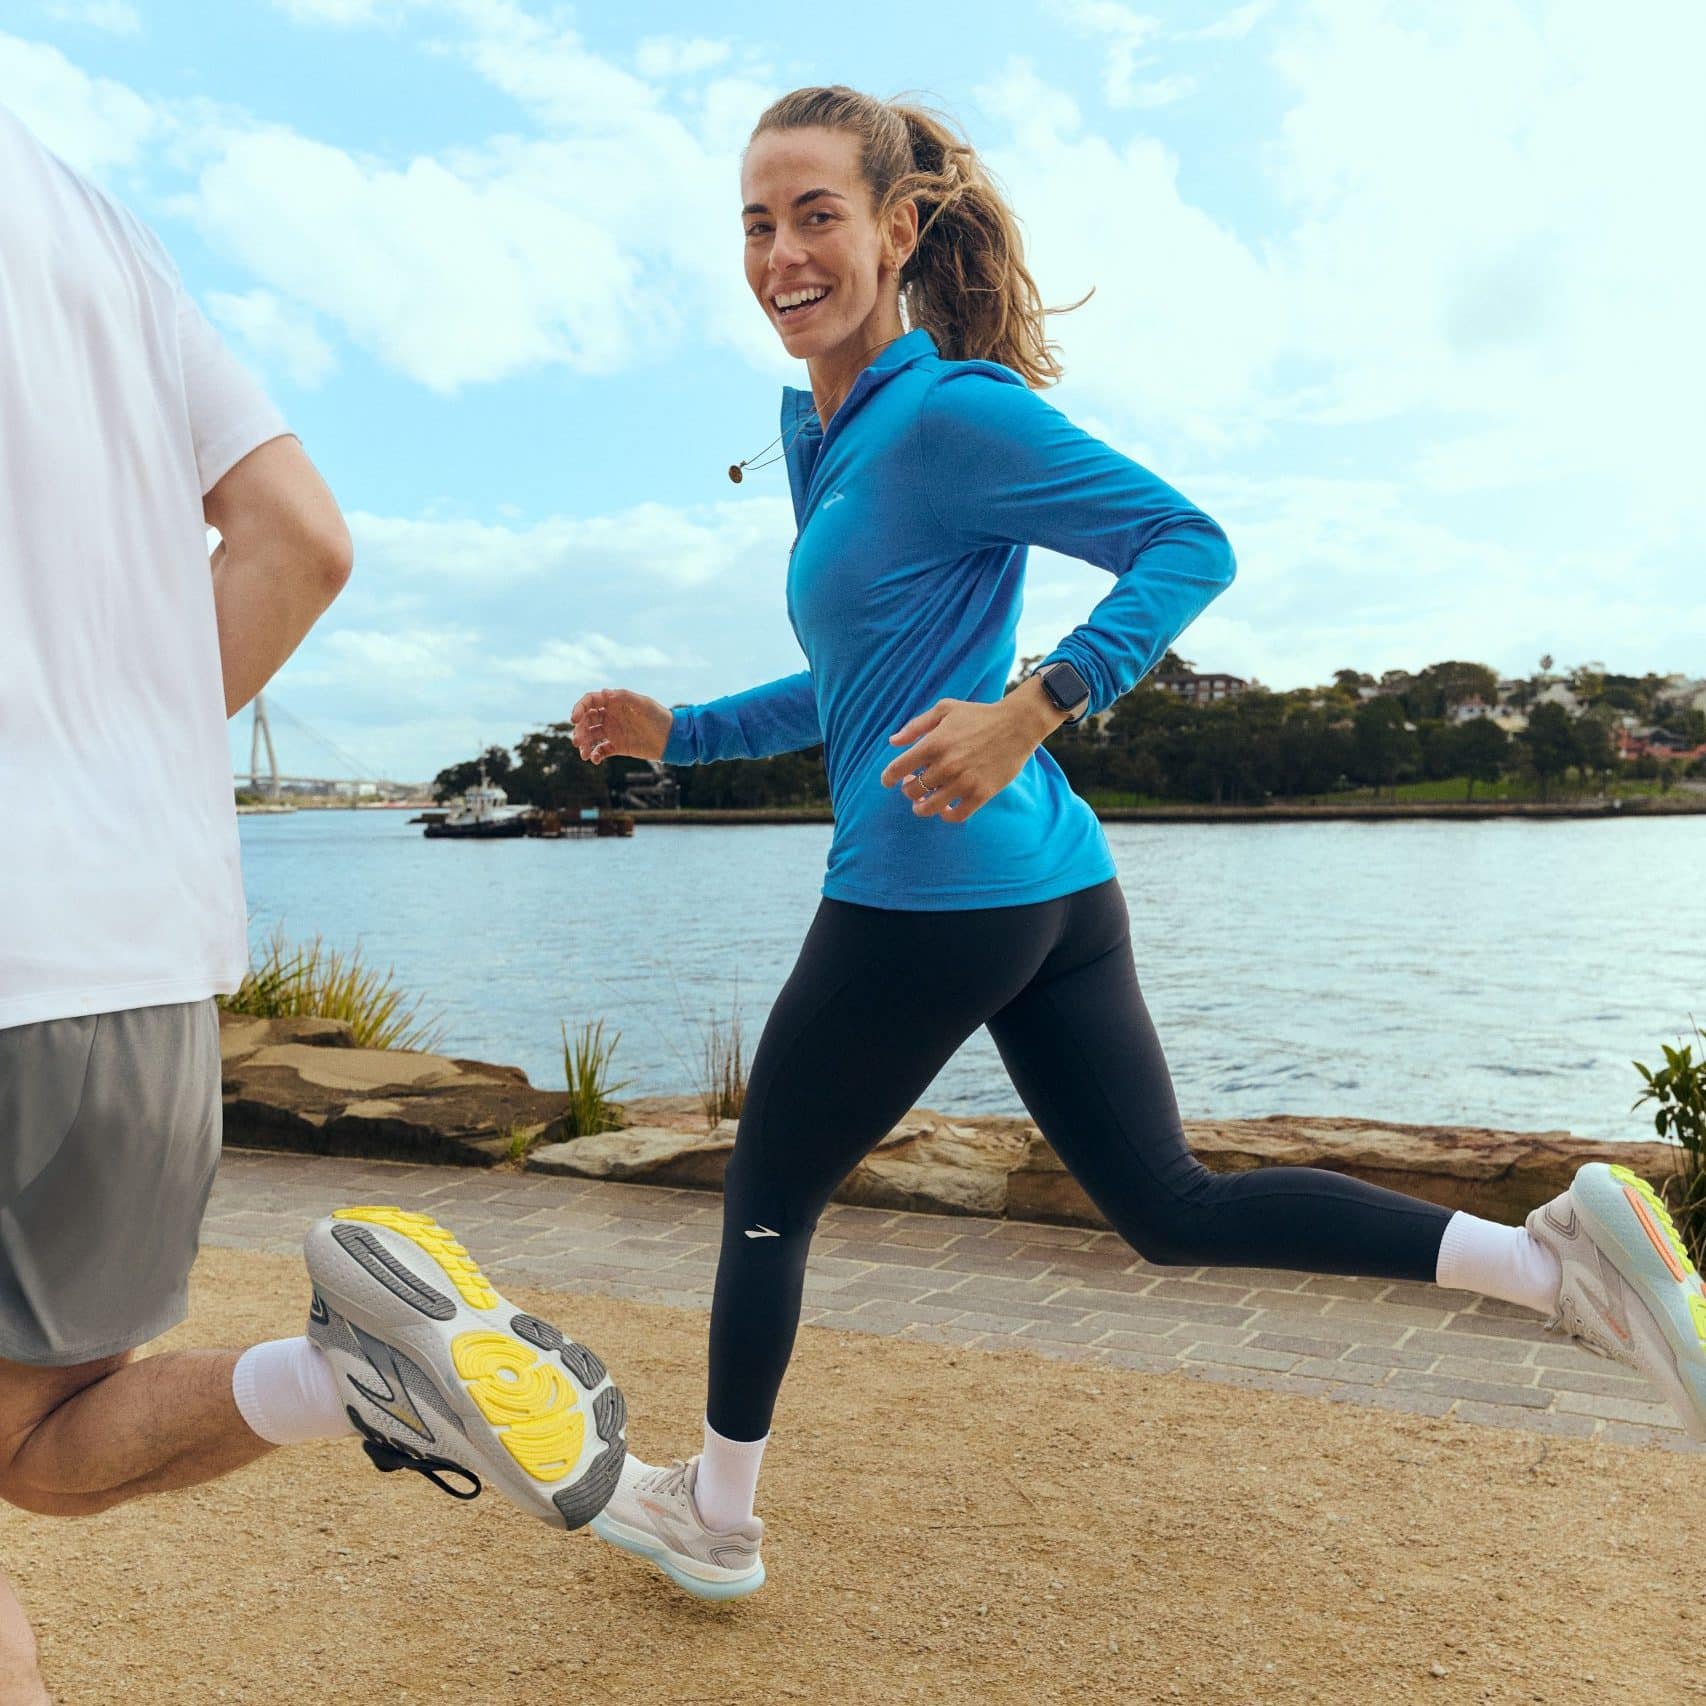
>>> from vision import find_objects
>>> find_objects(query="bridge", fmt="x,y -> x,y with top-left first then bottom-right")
235,694 -> 416,798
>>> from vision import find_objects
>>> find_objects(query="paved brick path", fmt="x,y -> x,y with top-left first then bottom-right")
204,1147 -> 1700,1453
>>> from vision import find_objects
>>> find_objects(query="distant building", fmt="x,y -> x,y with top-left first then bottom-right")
1534,681 -> 1582,714
1452,697 -> 1527,733
1615,721 -> 1706,764
1160,670 -> 1248,705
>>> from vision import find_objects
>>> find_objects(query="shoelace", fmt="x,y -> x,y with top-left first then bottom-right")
350,1410 -> 482,1501
640,1458 -> 694,1502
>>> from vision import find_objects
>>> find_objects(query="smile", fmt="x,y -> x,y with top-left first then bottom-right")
773,285 -> 830,320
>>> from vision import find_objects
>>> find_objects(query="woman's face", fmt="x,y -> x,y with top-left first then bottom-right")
741,125 -> 915,365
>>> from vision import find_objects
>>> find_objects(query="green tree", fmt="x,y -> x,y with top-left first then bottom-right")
1351,698 -> 1418,799
1521,702 -> 1578,800
511,723 -> 604,810
1573,717 -> 1614,793
1453,717 -> 1509,800
1406,660 -> 1501,721
433,744 -> 513,804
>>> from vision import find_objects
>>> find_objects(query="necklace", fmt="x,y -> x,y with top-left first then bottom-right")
728,334 -> 905,483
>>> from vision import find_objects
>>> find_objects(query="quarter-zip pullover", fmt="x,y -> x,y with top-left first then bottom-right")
663,329 -> 1236,910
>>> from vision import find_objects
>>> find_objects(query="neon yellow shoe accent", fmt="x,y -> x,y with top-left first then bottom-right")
1607,1166 -> 1706,1350
452,1331 -> 585,1482
332,1206 -> 500,1311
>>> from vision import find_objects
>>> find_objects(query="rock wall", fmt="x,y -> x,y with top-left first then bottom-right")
220,1014 -> 1683,1228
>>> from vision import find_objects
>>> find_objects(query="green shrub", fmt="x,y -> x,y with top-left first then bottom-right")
699,1012 -> 747,1128
219,927 -> 444,1052
1634,1020 -> 1706,1268
560,1019 -> 630,1138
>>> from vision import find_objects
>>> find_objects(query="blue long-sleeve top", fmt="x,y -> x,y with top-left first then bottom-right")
663,328 -> 1236,910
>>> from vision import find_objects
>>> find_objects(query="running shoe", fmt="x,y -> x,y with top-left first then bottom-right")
305,1205 -> 627,1529
1526,1162 -> 1706,1439
590,1453 -> 766,1600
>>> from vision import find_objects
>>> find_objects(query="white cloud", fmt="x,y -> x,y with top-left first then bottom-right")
44,1 -> 142,35
1179,1 -> 1273,42
1124,72 -> 1195,109
190,126 -> 638,391
174,3 -> 782,392
978,61 -> 1279,446
505,634 -> 678,683
635,35 -> 731,78
207,287 -> 337,387
347,496 -> 794,589
1052,0 -> 1192,109
285,625 -> 480,690
271,0 -> 405,23
0,32 -> 157,177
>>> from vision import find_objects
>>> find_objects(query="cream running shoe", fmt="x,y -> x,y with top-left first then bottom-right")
1526,1163 -> 1706,1439
591,1454 -> 765,1600
306,1206 -> 627,1529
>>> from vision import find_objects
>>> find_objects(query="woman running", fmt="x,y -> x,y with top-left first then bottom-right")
569,85 -> 1706,1600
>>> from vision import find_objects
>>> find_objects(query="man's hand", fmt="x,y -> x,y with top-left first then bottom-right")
878,676 -> 1069,824
569,688 -> 673,764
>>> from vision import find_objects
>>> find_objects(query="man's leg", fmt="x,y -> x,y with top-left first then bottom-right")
0,1349 -> 273,1519
0,1569 -> 47,1706
0,1347 -> 278,1704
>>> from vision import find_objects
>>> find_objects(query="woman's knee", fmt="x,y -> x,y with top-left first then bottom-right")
1106,1164 -> 1226,1268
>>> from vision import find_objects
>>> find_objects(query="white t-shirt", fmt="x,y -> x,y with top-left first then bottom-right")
0,104 -> 289,1030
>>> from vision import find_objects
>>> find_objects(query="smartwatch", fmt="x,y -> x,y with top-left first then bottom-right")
1037,660 -> 1091,723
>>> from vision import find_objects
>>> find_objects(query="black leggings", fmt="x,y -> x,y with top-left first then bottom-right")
707,876 -> 1452,1441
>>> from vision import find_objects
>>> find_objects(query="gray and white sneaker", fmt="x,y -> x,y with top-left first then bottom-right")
1526,1162 -> 1706,1439
306,1205 -> 627,1528
591,1453 -> 765,1600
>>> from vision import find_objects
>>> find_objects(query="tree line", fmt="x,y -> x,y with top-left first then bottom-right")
433,657 -> 1706,810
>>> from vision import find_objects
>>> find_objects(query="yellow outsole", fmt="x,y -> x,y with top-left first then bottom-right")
333,1206 -> 500,1311
453,1330 -> 586,1482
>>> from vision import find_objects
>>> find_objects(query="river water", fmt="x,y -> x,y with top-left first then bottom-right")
236,811 -> 1704,1142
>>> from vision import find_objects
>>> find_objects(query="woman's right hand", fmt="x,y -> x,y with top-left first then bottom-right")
569,687 -> 674,765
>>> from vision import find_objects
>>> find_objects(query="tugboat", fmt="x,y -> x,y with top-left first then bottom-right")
423,769 -> 534,839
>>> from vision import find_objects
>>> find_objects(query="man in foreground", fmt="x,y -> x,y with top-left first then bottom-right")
0,104 -> 623,1703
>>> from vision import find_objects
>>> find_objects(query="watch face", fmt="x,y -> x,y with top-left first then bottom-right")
1044,662 -> 1090,710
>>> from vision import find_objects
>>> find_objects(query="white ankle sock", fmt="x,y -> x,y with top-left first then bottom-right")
1434,1211 -> 1562,1315
696,1417 -> 767,1531
232,1337 -> 351,1446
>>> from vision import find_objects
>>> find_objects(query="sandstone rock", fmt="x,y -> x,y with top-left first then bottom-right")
1007,1116 -> 1682,1228
220,1012 -> 572,1166
218,1012 -> 355,1065
217,1014 -> 1688,1230
841,1113 -> 1028,1218
530,1125 -> 735,1188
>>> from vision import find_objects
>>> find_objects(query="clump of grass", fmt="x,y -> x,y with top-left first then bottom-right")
561,1019 -> 631,1138
502,1123 -> 542,1164
699,1012 -> 747,1128
219,926 -> 444,1053
1635,1019 -> 1706,1268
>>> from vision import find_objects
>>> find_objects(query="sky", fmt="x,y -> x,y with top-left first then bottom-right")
4,0 -> 1702,784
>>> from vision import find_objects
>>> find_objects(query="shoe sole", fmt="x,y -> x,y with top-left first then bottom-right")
1572,1163 -> 1706,1438
589,1509 -> 767,1601
307,1206 -> 627,1528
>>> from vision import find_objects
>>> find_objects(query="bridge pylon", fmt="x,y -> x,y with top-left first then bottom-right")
249,694 -> 279,798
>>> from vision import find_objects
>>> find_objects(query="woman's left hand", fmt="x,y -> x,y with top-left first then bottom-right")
879,693 -> 1055,824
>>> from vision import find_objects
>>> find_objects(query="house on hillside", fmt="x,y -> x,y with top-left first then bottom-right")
1453,696 -> 1527,733
1534,680 -> 1582,715
1162,670 -> 1249,705
1614,721 -> 1706,764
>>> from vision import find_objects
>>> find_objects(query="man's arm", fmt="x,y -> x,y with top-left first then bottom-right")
204,436 -> 353,716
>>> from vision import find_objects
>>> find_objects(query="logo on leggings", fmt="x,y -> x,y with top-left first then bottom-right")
744,1225 -> 781,1240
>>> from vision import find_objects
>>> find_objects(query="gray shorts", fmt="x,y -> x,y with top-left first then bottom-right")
0,999 -> 221,1366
